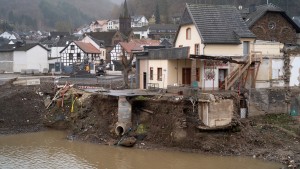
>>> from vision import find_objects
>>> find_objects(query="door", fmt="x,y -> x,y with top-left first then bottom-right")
143,72 -> 147,89
182,68 -> 191,85
218,69 -> 228,89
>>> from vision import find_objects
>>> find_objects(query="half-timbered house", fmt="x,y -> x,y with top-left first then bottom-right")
60,41 -> 101,74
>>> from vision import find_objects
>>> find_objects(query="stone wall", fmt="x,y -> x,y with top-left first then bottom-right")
249,88 -> 288,115
251,13 -> 297,44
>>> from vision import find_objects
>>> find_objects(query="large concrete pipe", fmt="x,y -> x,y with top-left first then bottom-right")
115,96 -> 132,136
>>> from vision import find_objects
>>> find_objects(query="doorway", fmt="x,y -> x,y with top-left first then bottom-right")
182,68 -> 191,85
143,72 -> 147,89
218,69 -> 228,89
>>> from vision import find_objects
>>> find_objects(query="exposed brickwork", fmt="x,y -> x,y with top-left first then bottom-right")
250,12 -> 297,44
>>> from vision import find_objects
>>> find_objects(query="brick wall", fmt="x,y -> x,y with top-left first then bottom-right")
251,12 -> 297,44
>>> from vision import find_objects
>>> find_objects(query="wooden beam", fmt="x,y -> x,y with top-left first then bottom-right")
190,54 -> 246,64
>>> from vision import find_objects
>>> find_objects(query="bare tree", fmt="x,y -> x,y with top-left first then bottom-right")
120,49 -> 134,89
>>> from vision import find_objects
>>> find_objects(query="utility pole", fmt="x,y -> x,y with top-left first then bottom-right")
267,0 -> 269,4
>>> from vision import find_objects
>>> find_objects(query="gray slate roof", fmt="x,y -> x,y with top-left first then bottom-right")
185,3 -> 255,44
244,4 -> 300,33
245,3 -> 283,27
293,16 -> 300,27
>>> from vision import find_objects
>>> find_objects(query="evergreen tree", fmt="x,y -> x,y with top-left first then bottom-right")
155,3 -> 160,24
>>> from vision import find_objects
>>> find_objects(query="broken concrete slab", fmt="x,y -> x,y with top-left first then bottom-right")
13,79 -> 41,86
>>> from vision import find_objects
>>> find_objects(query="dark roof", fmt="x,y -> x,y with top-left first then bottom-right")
49,32 -> 70,38
0,37 -> 10,46
56,36 -> 79,47
132,26 -> 149,32
14,43 -> 49,51
149,24 -> 178,30
293,16 -> 300,27
183,3 -> 255,44
87,31 -> 117,47
245,4 -> 300,32
136,47 -> 189,60
0,44 -> 15,52
160,39 -> 173,48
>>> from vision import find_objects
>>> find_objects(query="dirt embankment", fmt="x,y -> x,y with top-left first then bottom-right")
0,79 -> 299,167
0,79 -> 53,134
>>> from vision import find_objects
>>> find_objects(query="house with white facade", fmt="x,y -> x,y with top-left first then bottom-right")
81,35 -> 107,61
13,43 -> 50,73
59,41 -> 101,74
136,3 -> 257,91
131,15 -> 148,27
107,20 -> 119,31
89,20 -> 109,32
0,31 -> 20,40
132,26 -> 149,39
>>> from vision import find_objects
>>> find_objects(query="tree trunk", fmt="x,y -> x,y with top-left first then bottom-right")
123,68 -> 130,89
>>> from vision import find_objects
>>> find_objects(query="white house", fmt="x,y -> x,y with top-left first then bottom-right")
107,20 -> 119,31
132,26 -> 149,39
131,15 -> 148,27
81,35 -> 106,61
13,43 -> 49,73
89,20 -> 109,32
0,31 -> 20,40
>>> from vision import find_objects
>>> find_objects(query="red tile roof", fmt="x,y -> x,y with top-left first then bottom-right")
119,39 -> 160,53
74,41 -> 101,54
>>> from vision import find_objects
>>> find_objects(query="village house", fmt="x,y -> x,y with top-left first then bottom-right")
81,34 -> 107,62
242,3 -> 300,45
110,39 -> 160,71
136,3 -> 257,90
13,43 -> 50,73
86,31 -> 131,64
89,20 -> 109,32
131,15 -> 149,27
0,31 -> 20,40
107,19 -> 119,31
148,24 -> 178,40
0,44 -> 14,73
132,26 -> 149,39
59,41 -> 102,74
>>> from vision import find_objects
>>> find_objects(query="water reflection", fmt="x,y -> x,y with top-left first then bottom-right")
0,131 -> 282,169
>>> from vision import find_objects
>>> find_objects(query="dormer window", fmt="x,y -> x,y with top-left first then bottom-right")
186,28 -> 191,40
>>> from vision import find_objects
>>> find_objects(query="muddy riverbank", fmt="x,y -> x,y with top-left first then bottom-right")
0,77 -> 299,168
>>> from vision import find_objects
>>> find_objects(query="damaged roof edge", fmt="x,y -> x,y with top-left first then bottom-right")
135,47 -> 190,60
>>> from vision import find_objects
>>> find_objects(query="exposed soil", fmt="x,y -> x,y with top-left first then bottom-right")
0,78 -> 299,168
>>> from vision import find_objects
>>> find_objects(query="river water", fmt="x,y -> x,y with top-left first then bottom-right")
0,130 -> 282,169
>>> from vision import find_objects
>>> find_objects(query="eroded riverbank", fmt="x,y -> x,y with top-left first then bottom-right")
0,78 -> 299,168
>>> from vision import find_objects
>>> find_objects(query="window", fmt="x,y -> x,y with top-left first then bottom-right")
150,67 -> 153,80
70,45 -> 75,50
69,53 -> 73,60
186,28 -> 191,40
157,68 -> 162,81
195,44 -> 199,55
77,53 -> 81,61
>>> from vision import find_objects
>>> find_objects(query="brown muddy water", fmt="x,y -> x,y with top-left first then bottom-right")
0,130 -> 282,169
